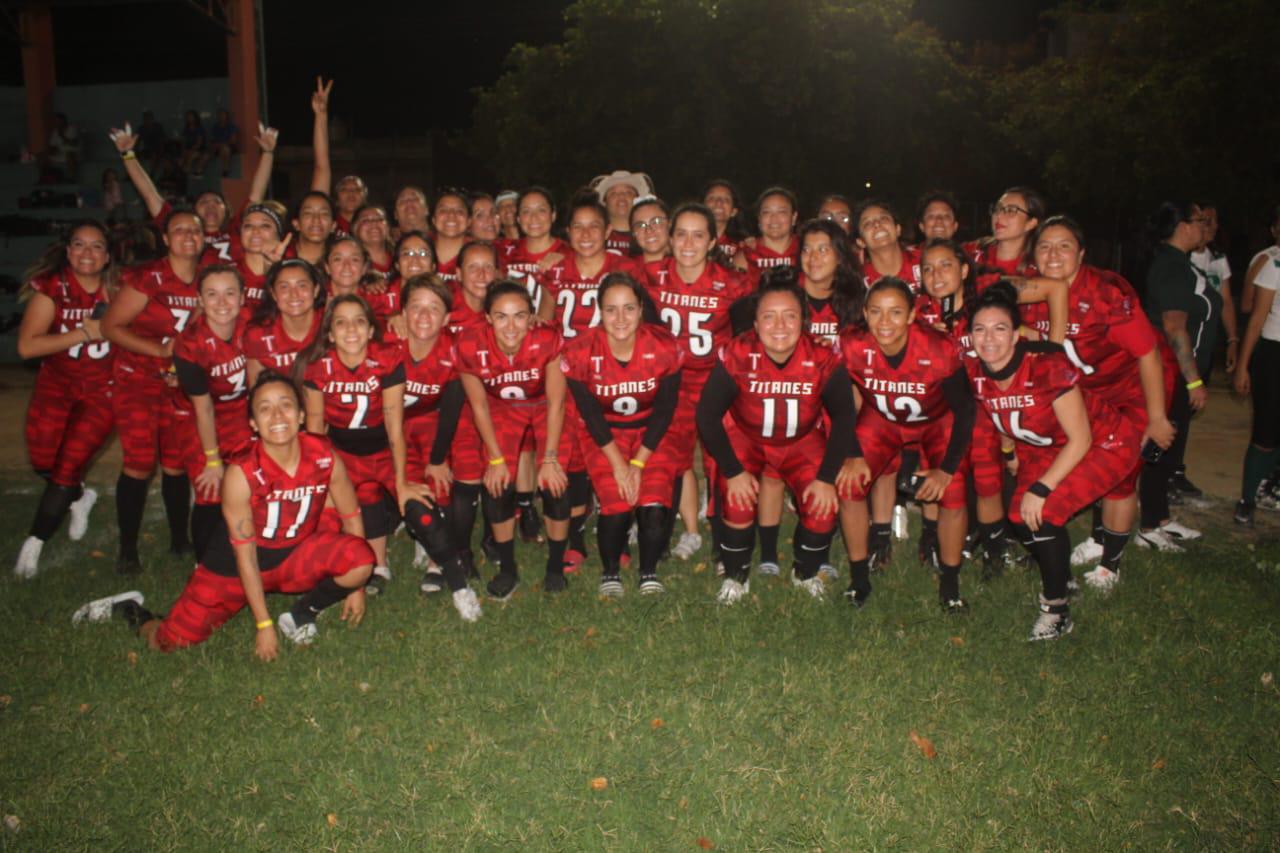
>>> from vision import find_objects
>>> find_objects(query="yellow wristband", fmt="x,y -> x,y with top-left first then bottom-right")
629,458 -> 646,469
255,619 -> 273,630
203,448 -> 219,456
121,150 -> 137,161
205,459 -> 222,468
488,456 -> 506,466
1186,379 -> 1204,390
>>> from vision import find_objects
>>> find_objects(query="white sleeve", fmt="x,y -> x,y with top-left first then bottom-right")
1212,254 -> 1231,281
1255,251 -> 1280,292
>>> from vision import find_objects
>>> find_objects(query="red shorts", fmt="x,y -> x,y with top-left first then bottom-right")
1008,426 -> 1142,528
562,394 -> 587,474
404,411 -> 452,505
111,364 -> 185,473
968,416 -> 1004,499
488,398 -> 574,471
671,369 -> 710,472
717,423 -> 837,533
450,402 -> 486,483
154,530 -> 374,652
25,366 -> 115,487
335,446 -> 397,508
1094,388 -> 1147,501
174,406 -> 255,506
840,412 -> 968,509
580,427 -> 680,515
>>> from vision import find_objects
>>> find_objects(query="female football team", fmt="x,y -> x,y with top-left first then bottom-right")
30,81 -> 1229,659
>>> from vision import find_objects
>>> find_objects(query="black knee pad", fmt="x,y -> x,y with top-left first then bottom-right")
540,487 -> 571,521
404,499 -> 457,562
361,493 -> 399,539
636,505 -> 668,538
482,485 -> 517,523
793,524 -> 834,579
569,470 -> 592,508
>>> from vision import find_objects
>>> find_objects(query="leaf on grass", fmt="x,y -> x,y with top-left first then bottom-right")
78,703 -> 91,714
909,730 -> 937,759
590,776 -> 609,791
949,636 -> 965,647
3,815 -> 19,834
651,718 -> 664,730
693,562 -> 706,574
126,652 -> 138,667
1262,672 -> 1274,687
0,695 -> 11,708
253,694 -> 265,706
357,682 -> 371,693
696,837 -> 715,849
326,813 -> 338,827
1152,757 -> 1166,770
585,626 -> 598,639
89,550 -> 105,558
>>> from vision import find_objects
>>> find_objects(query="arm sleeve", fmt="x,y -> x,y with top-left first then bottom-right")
382,361 -> 405,388
173,354 -> 209,397
567,378 -> 615,448
641,369 -> 682,452
640,292 -> 662,324
939,368 -> 975,474
728,295 -> 755,336
428,380 -> 465,466
817,365 -> 856,482
694,363 -> 744,478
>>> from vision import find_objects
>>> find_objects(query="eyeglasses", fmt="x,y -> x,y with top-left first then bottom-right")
990,203 -> 1029,218
819,211 -> 851,224
356,215 -> 387,226
634,216 -> 668,232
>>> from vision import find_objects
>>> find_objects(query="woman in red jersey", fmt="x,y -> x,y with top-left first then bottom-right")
291,192 -> 336,266
390,230 -> 436,291
966,283 -> 1142,640
854,199 -> 922,290
1029,217 -> 1176,589
245,259 -> 324,383
836,278 -> 976,612
499,186 -> 569,306
697,279 -> 856,604
14,222 -> 116,579
703,179 -> 748,263
468,192 -> 500,242
102,209 -> 205,573
325,235 -> 397,328
393,186 -> 430,240
352,204 -> 395,275
431,189 -> 473,283
973,187 -> 1045,278
456,281 -> 573,599
231,203 -> 292,308
630,196 -> 672,265
736,186 -> 800,273
75,372 -> 375,659
562,273 -> 684,596
644,203 -> 756,566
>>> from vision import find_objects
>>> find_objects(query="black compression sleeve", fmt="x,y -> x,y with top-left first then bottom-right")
640,292 -> 661,325
641,369 -> 682,451
383,361 -> 405,388
694,363 -> 743,478
173,355 -> 209,397
939,368 -> 975,474
428,380 -> 465,465
729,296 -> 755,336
817,365 -> 856,482
567,378 -> 615,448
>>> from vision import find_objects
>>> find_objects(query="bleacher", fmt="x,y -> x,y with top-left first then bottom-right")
0,78 -> 233,363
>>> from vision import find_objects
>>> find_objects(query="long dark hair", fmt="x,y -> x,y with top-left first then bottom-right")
668,201 -> 732,269
251,258 -> 324,327
292,293 -> 380,385
921,238 -> 977,328
21,219 -> 118,300
798,218 -> 865,327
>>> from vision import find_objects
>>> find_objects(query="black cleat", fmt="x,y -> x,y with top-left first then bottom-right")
843,582 -> 872,608
518,506 -> 544,543
481,534 -> 501,566
168,541 -> 194,559
116,553 -> 142,576
486,571 -> 519,601
113,598 -> 154,632
918,530 -> 940,571
940,597 -> 969,615
1170,471 -> 1203,498
543,571 -> 568,594
1234,500 -> 1256,528
868,540 -> 892,574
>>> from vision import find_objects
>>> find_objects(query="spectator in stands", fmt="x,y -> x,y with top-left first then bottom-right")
180,110 -> 208,177
137,110 -> 166,171
42,113 -> 80,183
207,108 -> 240,177
101,168 -> 126,224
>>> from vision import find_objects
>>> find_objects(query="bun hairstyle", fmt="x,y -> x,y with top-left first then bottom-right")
597,270 -> 647,308
752,266 -> 808,327
969,279 -> 1022,329
855,275 -> 915,331
1146,201 -> 1198,244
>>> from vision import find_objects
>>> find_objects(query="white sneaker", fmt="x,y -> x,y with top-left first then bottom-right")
698,489 -> 708,521
1135,528 -> 1185,553
1070,537 -> 1104,566
277,611 -> 318,645
1028,604 -> 1073,642
818,563 -> 838,581
599,576 -> 624,598
671,531 -> 702,560
71,590 -> 144,624
411,541 -> 429,569
1159,520 -> 1201,541
628,523 -> 638,546
1083,565 -> 1120,592
67,487 -> 98,542
892,505 -> 909,539
14,536 -> 43,579
451,588 -> 482,622
715,578 -> 749,605
757,561 -> 781,577
791,573 -> 826,599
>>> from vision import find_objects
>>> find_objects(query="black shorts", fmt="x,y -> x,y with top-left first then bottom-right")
1250,338 -> 1280,448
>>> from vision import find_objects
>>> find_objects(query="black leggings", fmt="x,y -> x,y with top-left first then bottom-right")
1250,339 -> 1280,448
1139,380 -> 1190,528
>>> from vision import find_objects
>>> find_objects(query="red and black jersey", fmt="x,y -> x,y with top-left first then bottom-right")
717,330 -> 840,446
399,331 -> 457,421
303,342 -> 405,455
716,233 -> 741,263
499,237 -> 568,313
539,251 -> 645,339
740,236 -> 800,272
1023,265 -> 1156,398
155,200 -> 238,265
435,253 -> 459,285
802,290 -> 841,344
862,245 -> 922,291
913,293 -> 975,352
964,345 -> 1124,449
334,214 -> 353,238
232,432 -> 336,549
453,323 -> 561,404
117,257 -> 201,379
446,283 -> 487,336
173,313 -> 251,449
837,322 -> 963,426
642,258 -> 755,372
27,270 -> 113,381
231,256 -> 266,309
604,228 -> 634,256
244,311 -> 321,373
559,324 -> 683,426
971,241 -> 1038,290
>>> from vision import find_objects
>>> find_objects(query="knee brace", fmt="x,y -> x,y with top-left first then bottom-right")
481,484 -> 517,524
360,492 -> 399,540
540,486 -> 571,521
569,470 -> 592,508
404,499 -> 459,566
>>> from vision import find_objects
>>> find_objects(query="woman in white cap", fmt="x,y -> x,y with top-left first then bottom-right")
590,170 -> 654,256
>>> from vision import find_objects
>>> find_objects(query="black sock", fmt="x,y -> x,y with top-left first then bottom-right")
547,538 -> 567,576
449,482 -> 482,561
636,505 -> 668,577
596,512 -> 631,576
569,514 -> 587,554
30,482 -> 79,541
758,523 -> 780,565
495,538 -> 517,577
161,473 -> 191,550
1099,527 -> 1130,571
720,524 -> 755,582
710,514 -> 725,562
849,558 -> 871,597
1090,504 -> 1104,544
1023,523 -> 1070,600
116,473 -> 150,558
291,577 -> 351,625
979,521 -> 1006,561
870,522 -> 891,553
190,504 -> 224,561
939,561 -> 961,602
792,525 -> 833,580
516,490 -> 534,513
921,517 -> 938,541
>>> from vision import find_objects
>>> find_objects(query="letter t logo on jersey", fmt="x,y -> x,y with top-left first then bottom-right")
749,352 -> 761,371
591,356 -> 603,374
477,349 -> 489,368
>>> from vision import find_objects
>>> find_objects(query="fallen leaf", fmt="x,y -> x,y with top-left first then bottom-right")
949,636 -> 965,647
590,777 -> 609,791
358,682 -> 371,693
326,813 -> 338,827
585,626 -> 598,639
651,718 -> 664,730
696,838 -> 715,849
426,743 -> 435,753
90,550 -> 105,558
693,562 -> 706,574
78,703 -> 90,714
1262,672 -> 1274,688
253,694 -> 265,706
3,815 -> 18,833
909,730 -> 937,759
1152,758 -> 1166,770
126,651 -> 138,667
0,695 -> 11,708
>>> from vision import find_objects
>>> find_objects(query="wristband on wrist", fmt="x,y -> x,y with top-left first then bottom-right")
1186,379 -> 1204,390
121,150 -> 137,161
1001,446 -> 1016,460
541,456 -> 559,466
1028,481 -> 1053,499
255,618 -> 273,630
229,536 -> 254,546
203,447 -> 219,456
488,455 -> 505,466
628,458 -> 646,469
205,459 -> 222,468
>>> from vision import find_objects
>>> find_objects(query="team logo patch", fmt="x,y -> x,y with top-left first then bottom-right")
317,457 -> 333,469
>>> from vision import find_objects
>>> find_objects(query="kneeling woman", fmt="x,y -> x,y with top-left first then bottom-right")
456,281 -> 573,598
561,273 -> 683,596
696,279 -> 855,604
836,277 -> 976,612
77,372 -> 374,659
967,283 -> 1142,640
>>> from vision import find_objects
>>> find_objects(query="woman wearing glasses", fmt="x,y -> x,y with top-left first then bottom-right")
630,197 -> 671,265
974,187 -> 1045,279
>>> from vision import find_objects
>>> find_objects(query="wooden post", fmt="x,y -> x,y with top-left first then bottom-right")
20,5 -> 56,158
222,0 -> 260,209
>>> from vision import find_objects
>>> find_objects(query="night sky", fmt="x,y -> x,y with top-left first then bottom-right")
4,0 -> 1057,140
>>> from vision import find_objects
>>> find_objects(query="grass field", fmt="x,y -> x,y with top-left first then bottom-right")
1,485 -> 1278,850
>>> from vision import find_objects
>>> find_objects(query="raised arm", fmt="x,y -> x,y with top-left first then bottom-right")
310,78 -> 333,194
108,123 -> 165,219
247,122 -> 279,204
